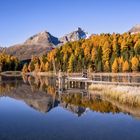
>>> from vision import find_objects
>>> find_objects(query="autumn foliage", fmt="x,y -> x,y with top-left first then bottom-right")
0,53 -> 19,71
23,33 -> 140,73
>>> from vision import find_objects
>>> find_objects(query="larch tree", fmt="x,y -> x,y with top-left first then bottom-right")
112,58 -> 119,73
22,64 -> 28,73
68,54 -> 75,72
34,63 -> 40,73
102,41 -> 111,72
131,56 -> 139,72
28,62 -> 35,72
118,57 -> 124,72
40,62 -> 45,72
23,33 -> 140,73
44,62 -> 49,72
122,60 -> 129,72
121,40 -> 129,61
134,39 -> 140,56
104,61 -> 110,72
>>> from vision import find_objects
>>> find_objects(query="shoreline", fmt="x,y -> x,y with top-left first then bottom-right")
89,84 -> 140,106
23,72 -> 140,77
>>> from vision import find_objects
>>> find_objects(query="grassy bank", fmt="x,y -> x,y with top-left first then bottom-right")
89,84 -> 140,106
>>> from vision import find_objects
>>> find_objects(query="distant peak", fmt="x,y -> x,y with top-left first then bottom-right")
78,27 -> 82,31
24,30 -> 59,46
59,27 -> 87,44
4,28 -> 88,60
128,24 -> 140,34
39,30 -> 49,34
134,24 -> 140,28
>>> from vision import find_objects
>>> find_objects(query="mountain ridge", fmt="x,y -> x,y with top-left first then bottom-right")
3,28 -> 87,60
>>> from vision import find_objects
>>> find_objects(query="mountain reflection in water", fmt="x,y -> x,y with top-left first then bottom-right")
0,75 -> 140,118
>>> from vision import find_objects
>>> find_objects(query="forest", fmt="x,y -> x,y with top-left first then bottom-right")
22,33 -> 140,73
0,53 -> 20,71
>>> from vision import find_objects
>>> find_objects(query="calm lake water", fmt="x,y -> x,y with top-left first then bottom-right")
0,76 -> 140,140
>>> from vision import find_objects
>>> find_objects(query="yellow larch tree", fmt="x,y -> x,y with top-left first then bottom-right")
122,60 -> 129,72
112,58 -> 119,73
131,56 -> 139,72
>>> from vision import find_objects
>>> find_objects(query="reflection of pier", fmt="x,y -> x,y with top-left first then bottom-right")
57,71 -> 89,93
57,76 -> 89,94
1,76 -> 140,119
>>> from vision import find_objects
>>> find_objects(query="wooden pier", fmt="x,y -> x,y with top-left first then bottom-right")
67,77 -> 140,86
58,71 -> 140,89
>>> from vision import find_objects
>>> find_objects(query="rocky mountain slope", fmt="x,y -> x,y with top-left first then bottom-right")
59,27 -> 87,44
3,28 -> 87,60
128,24 -> 140,34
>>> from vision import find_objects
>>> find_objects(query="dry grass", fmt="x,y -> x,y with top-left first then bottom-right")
89,84 -> 140,106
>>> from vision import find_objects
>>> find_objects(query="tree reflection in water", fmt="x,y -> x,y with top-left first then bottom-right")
0,75 -> 140,119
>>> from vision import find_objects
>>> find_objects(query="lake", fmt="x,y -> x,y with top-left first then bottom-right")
0,76 -> 140,140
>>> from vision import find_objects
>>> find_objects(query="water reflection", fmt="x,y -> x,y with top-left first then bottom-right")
92,75 -> 140,83
0,75 -> 140,119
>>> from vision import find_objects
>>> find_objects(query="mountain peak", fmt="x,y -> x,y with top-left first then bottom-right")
134,24 -> 140,28
128,24 -> 140,34
24,31 -> 59,46
4,28 -> 87,60
59,27 -> 87,44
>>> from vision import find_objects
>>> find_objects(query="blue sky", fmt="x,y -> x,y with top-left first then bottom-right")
0,0 -> 140,46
